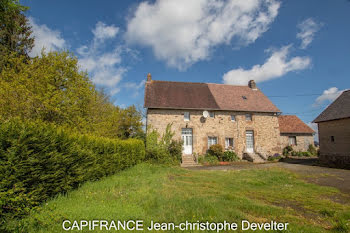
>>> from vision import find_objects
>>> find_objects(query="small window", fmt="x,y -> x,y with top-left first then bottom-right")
331,136 -> 335,142
225,138 -> 234,149
289,136 -> 297,146
184,112 -> 190,121
209,111 -> 215,118
208,136 -> 217,148
231,115 -> 236,121
245,114 -> 252,121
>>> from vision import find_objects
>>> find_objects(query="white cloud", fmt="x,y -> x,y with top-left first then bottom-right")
123,80 -> 146,97
313,87 -> 344,107
297,18 -> 322,49
126,0 -> 280,70
28,17 -> 66,57
92,21 -> 119,41
124,80 -> 146,90
77,22 -> 125,95
223,45 -> 311,85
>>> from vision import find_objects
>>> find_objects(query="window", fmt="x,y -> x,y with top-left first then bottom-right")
225,138 -> 234,149
289,136 -> 297,146
184,112 -> 190,121
331,136 -> 335,142
245,114 -> 252,121
208,136 -> 217,148
209,111 -> 215,118
231,115 -> 236,121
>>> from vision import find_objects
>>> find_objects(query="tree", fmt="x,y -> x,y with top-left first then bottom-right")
0,51 -> 96,128
0,51 -> 145,139
0,0 -> 34,68
117,105 -> 144,139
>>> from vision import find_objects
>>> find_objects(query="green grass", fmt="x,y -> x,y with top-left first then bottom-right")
9,164 -> 350,233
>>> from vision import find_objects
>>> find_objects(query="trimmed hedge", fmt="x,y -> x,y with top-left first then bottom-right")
0,119 -> 145,225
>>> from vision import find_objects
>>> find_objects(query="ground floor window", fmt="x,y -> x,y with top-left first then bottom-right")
289,136 -> 297,145
225,138 -> 234,149
208,136 -> 217,148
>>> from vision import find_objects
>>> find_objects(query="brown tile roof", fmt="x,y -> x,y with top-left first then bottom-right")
313,90 -> 350,123
144,80 -> 280,113
278,115 -> 315,134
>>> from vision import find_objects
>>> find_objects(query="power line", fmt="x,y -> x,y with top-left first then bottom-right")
268,93 -> 322,98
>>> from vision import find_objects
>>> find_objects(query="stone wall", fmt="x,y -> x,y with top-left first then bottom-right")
146,109 -> 281,158
319,154 -> 350,170
280,133 -> 314,152
317,118 -> 350,169
318,118 -> 350,157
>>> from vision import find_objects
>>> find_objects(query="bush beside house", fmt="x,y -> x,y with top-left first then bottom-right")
198,144 -> 239,165
145,124 -> 182,164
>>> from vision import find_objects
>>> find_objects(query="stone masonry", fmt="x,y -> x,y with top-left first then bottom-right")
147,109 -> 281,158
280,133 -> 314,152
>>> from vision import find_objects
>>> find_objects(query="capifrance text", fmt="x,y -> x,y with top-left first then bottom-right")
62,220 -> 289,232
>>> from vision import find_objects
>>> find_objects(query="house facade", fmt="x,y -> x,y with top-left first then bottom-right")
144,74 -> 282,161
278,115 -> 315,151
313,90 -> 350,169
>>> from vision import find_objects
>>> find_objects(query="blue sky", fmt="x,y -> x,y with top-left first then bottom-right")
23,0 -> 350,134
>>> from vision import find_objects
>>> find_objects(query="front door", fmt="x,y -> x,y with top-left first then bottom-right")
246,130 -> 254,153
182,128 -> 193,154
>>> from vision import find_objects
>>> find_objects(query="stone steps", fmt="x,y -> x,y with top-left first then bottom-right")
181,155 -> 200,167
243,152 -> 266,163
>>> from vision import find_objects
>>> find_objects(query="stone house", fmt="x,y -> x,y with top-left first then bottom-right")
278,115 -> 315,151
144,74 -> 314,165
313,90 -> 350,169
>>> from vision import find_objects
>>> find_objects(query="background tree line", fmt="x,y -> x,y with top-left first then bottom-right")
0,0 -> 144,140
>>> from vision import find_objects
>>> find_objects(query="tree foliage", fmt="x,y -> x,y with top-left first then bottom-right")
0,0 -> 34,68
0,51 -> 144,138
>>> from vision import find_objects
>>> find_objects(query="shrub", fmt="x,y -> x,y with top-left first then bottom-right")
207,144 -> 224,160
198,154 -> 219,165
291,151 -> 312,157
145,124 -> 182,164
283,146 -> 293,156
307,144 -> 317,156
0,119 -> 145,228
222,151 -> 239,162
268,153 -> 282,161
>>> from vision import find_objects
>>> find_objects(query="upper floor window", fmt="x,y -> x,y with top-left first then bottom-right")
184,112 -> 190,121
209,111 -> 215,118
231,115 -> 236,121
289,136 -> 297,146
245,114 -> 252,121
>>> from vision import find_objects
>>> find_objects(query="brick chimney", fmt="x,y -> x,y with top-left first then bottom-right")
248,80 -> 257,90
147,73 -> 152,82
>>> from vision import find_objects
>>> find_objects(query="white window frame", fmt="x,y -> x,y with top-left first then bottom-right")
184,112 -> 190,121
209,111 -> 215,118
231,115 -> 236,122
208,136 -> 217,148
225,138 -> 234,149
289,136 -> 297,146
245,113 -> 252,121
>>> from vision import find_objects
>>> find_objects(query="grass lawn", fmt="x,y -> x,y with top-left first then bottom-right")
9,163 -> 350,232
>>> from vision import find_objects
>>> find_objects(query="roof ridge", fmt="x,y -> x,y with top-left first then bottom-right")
151,79 -> 248,87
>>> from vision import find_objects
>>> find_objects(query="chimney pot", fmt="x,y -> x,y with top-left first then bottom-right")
147,73 -> 152,81
248,80 -> 257,90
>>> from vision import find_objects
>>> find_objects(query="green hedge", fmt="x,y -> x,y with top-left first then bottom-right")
0,119 -> 145,226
